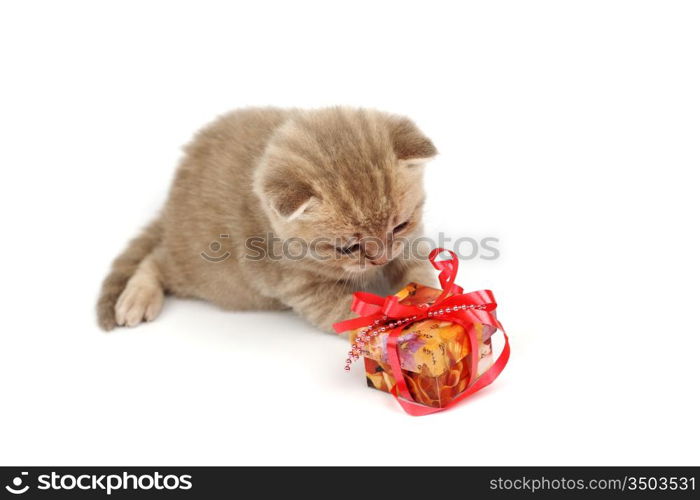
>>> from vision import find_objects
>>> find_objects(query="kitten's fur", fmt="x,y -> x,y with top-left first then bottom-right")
97,107 -> 438,332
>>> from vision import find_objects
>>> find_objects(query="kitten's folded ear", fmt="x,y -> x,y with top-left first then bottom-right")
389,116 -> 438,167
255,169 -> 317,220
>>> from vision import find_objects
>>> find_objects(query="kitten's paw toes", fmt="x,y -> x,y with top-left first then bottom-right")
115,282 -> 164,327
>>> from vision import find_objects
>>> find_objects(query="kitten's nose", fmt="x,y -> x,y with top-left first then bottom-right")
364,239 -> 389,265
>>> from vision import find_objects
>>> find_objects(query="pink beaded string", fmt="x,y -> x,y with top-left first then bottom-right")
344,303 -> 489,371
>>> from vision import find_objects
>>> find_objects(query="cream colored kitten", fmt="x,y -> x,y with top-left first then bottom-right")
97,107 -> 438,332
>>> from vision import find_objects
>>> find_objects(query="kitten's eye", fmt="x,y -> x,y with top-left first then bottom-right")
337,243 -> 361,255
393,221 -> 410,234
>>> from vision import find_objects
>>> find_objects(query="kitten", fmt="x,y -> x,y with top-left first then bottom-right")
97,107 -> 438,332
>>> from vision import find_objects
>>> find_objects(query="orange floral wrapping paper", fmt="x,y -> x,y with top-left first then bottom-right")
350,283 -> 496,408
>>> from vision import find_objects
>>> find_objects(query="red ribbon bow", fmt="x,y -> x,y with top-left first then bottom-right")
333,248 -> 510,416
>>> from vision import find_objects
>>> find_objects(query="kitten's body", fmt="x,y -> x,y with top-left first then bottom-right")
97,107 -> 437,332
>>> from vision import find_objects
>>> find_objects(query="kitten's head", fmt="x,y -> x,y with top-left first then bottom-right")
253,107 -> 436,275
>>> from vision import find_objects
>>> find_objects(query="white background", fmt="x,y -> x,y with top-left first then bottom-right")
1,1 -> 698,466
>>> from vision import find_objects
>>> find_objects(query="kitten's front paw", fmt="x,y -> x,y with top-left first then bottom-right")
401,263 -> 439,288
115,279 -> 164,327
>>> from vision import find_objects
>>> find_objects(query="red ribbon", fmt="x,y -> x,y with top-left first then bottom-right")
333,248 -> 510,416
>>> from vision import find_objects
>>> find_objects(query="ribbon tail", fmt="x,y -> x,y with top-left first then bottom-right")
390,387 -> 444,416
443,324 -> 510,408
333,314 -> 377,334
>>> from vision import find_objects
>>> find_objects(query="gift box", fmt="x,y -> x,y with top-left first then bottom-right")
351,283 -> 496,408
334,248 -> 510,416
